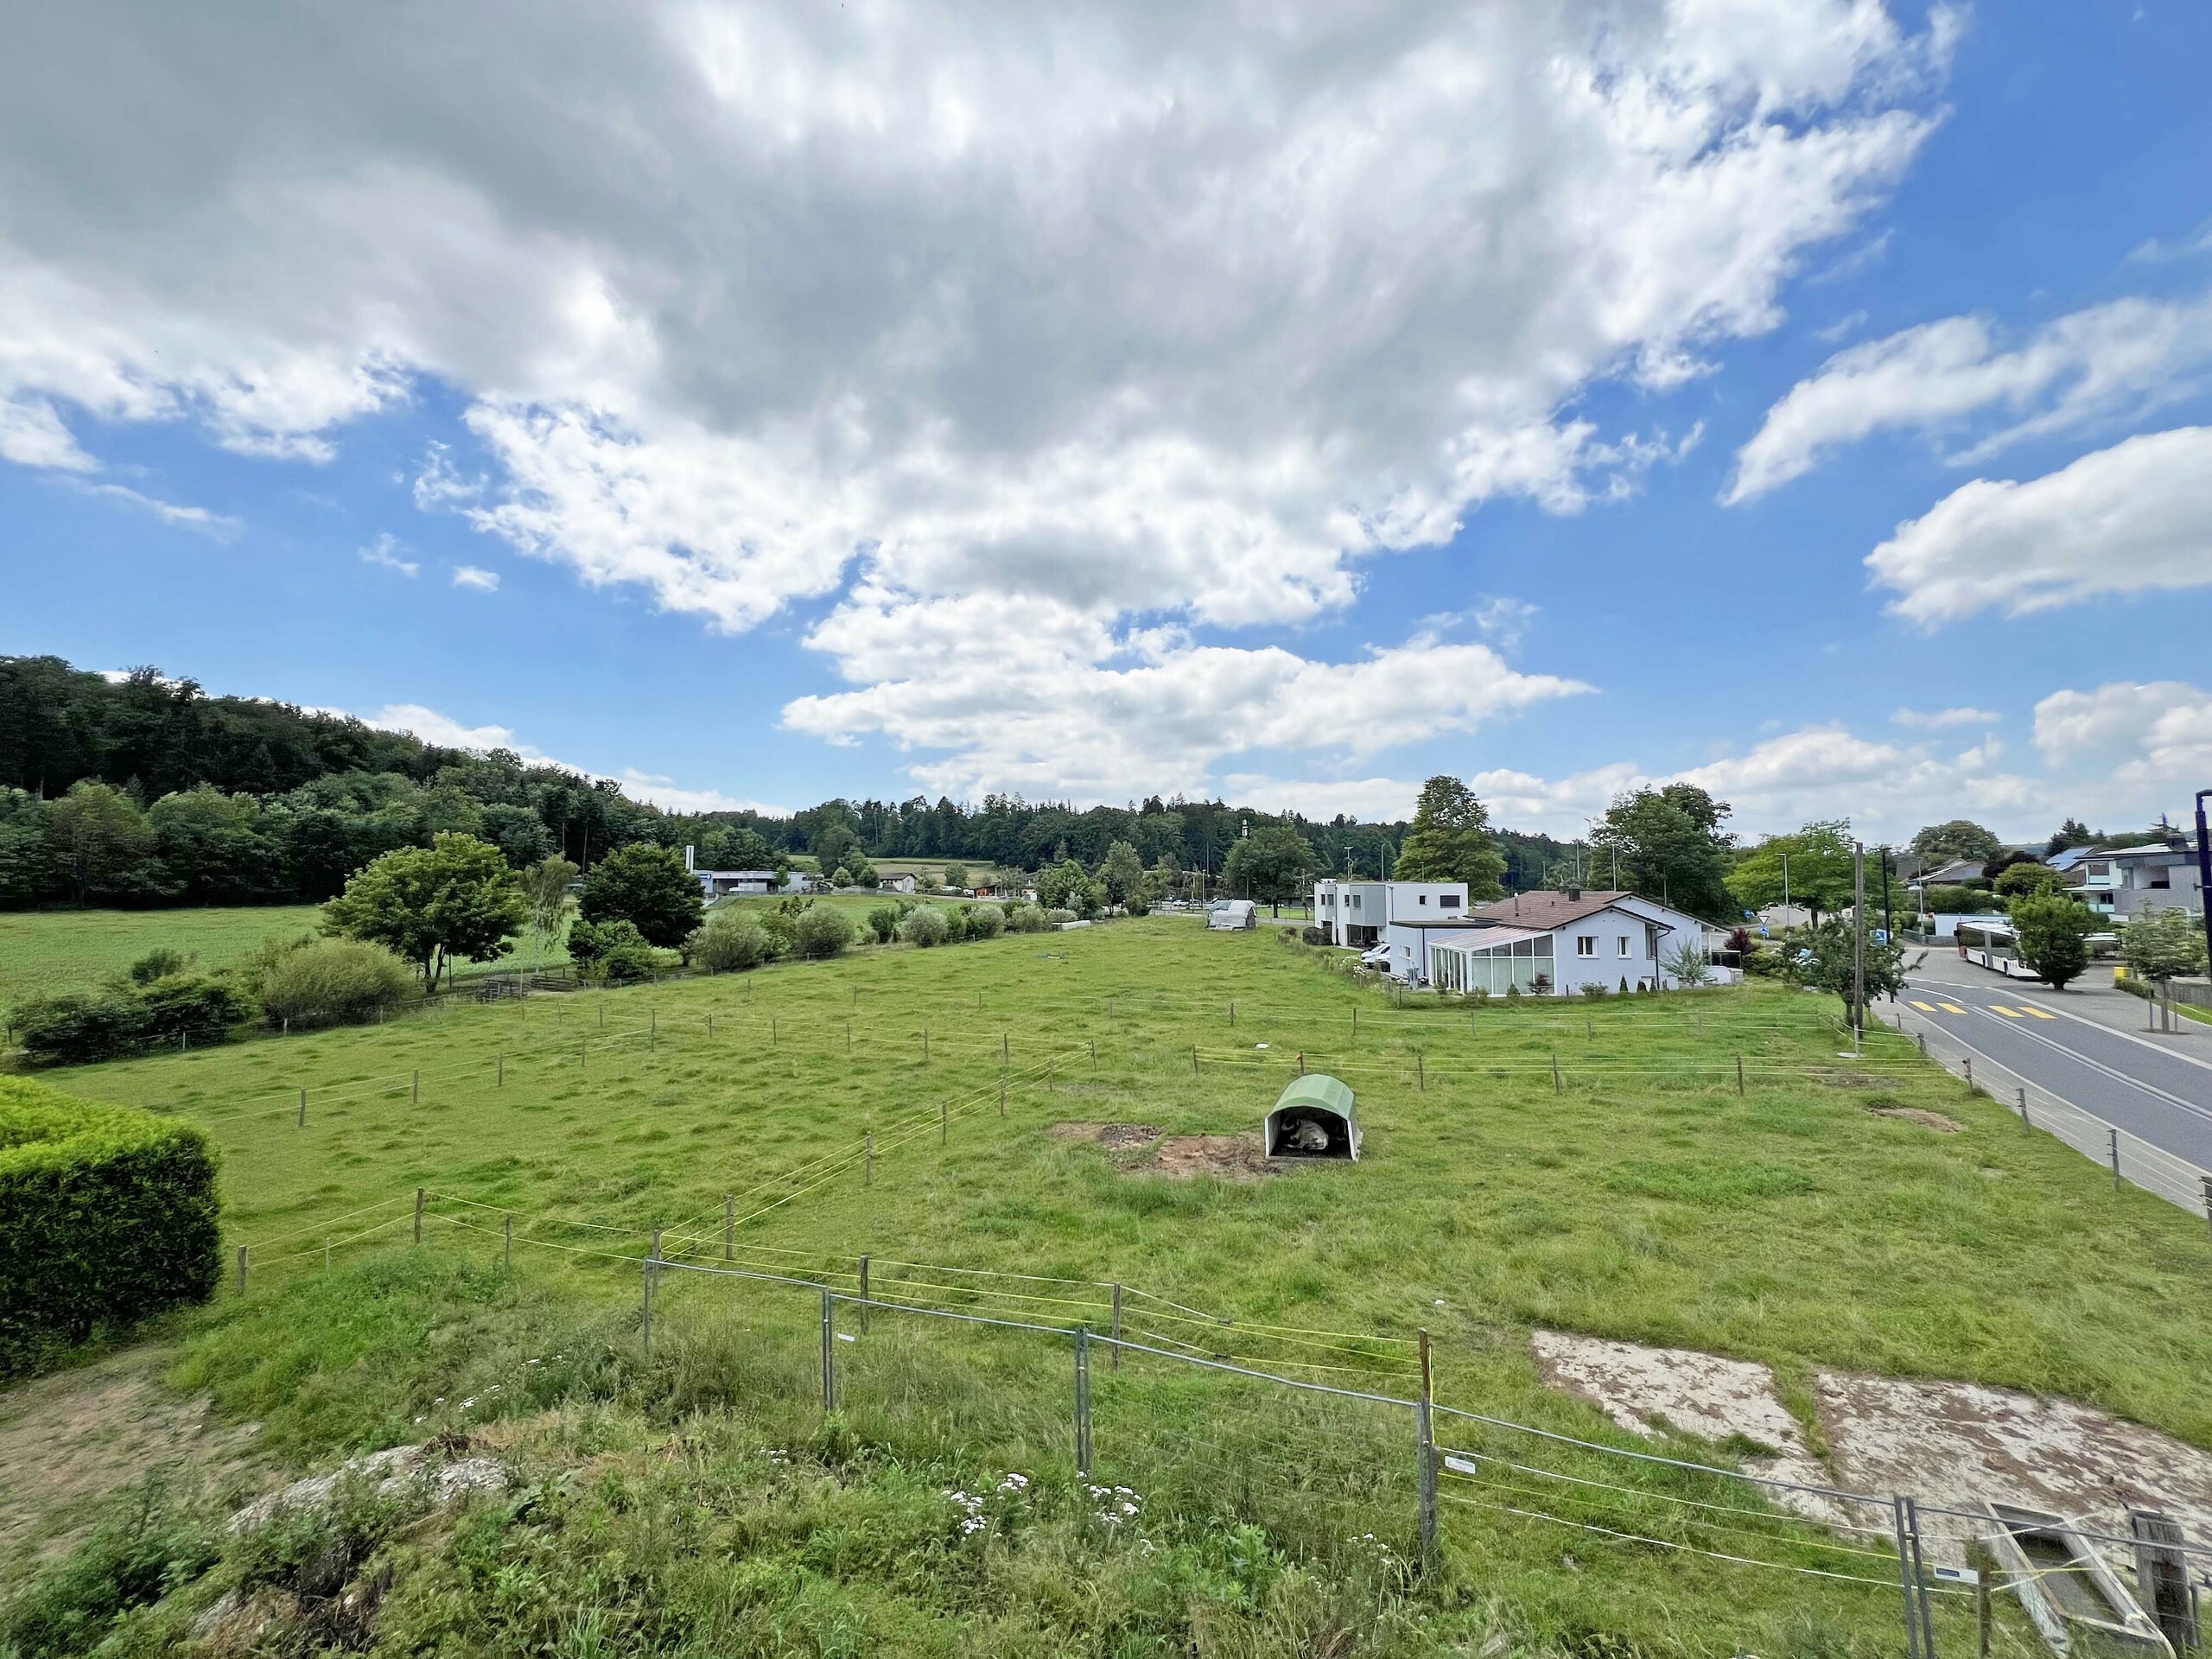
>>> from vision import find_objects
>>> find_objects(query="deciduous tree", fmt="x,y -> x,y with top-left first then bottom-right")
1726,822 -> 1857,928
1224,825 -> 1318,916
323,833 -> 527,989
2012,893 -> 2095,991
580,842 -> 702,948
1391,777 -> 1504,898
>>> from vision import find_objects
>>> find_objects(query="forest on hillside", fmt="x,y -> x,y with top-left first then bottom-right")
1,656 -> 1567,909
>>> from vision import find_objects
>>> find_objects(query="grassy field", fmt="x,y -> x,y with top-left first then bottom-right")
12,918 -> 2212,1652
0,906 -> 325,1018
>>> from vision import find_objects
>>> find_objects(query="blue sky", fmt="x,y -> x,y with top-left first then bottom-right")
3,0 -> 2207,843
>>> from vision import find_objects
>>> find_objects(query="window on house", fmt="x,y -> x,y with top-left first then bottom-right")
1440,894 -> 1459,909
1419,893 -> 1429,905
1576,936 -> 1596,957
1618,936 -> 1631,957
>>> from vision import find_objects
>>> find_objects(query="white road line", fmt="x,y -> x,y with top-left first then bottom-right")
1969,1009 -> 2212,1128
2005,999 -> 2212,1077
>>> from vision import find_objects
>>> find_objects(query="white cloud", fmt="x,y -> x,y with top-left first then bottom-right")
781,590 -> 1591,803
1728,292 -> 2212,500
359,533 -> 418,577
2033,682 -> 2212,830
0,0 -> 1949,786
1891,705 -> 1997,728
1865,426 -> 2212,626
79,481 -> 239,537
451,564 -> 500,592
608,772 -> 790,817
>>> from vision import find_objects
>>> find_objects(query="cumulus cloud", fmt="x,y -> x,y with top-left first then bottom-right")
451,564 -> 500,592
1891,705 -> 1997,728
359,534 -> 418,577
1865,426 -> 2212,625
1728,292 -> 2212,500
0,1 -> 1956,792
2032,682 -> 2212,828
782,591 -> 1590,802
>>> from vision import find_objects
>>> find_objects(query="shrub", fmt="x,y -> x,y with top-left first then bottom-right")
256,938 -> 413,1027
567,918 -> 658,983
1300,925 -> 1327,945
16,974 -> 252,1065
1580,982 -> 1608,999
1041,907 -> 1077,927
1126,899 -> 1149,918
792,906 -> 855,959
0,1077 -> 222,1378
866,905 -> 900,944
1002,902 -> 1048,934
126,947 -> 188,986
759,908 -> 799,958
0,1476 -> 219,1657
900,906 -> 950,947
694,912 -> 772,973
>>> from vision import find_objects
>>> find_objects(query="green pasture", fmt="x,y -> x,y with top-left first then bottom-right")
0,906 -> 324,1019
23,918 -> 2212,1652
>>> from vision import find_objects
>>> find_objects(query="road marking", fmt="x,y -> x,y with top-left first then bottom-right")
1992,1006 -> 2024,1019
1910,1000 -> 1937,1012
2022,1007 -> 2056,1020
1973,1010 -> 2212,1127
2012,1001 -> 2212,1077
1937,1001 -> 1967,1015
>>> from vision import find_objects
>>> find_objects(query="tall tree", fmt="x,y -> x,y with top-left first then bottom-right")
45,781 -> 158,905
1909,819 -> 2005,866
1223,825 -> 1318,915
579,842 -> 703,948
1589,785 -> 1734,918
323,833 -> 527,988
2011,893 -> 2095,991
1726,822 -> 1858,927
520,855 -> 580,965
1391,777 -> 1505,899
1096,840 -> 1146,908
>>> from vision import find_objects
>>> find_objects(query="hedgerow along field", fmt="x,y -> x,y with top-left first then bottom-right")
37,917 -> 2212,1653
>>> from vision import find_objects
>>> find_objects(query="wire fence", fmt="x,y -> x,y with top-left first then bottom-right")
1887,1002 -> 2212,1223
232,1198 -> 2212,1657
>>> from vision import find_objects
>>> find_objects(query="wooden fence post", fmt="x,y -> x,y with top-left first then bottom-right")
236,1246 -> 248,1294
504,1213 -> 512,1268
1192,1046 -> 1199,1077
414,1187 -> 425,1244
724,1194 -> 734,1259
1417,1328 -> 1439,1577
1736,1055 -> 1745,1096
859,1255 -> 871,1333
1551,1052 -> 1561,1095
865,1132 -> 874,1186
297,1089 -> 306,1128
412,1070 -> 420,1104
1110,1282 -> 1122,1370
497,1055 -> 504,1088
940,1099 -> 948,1146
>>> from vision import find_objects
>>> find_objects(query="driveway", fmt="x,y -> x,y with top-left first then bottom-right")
1892,950 -> 2212,1209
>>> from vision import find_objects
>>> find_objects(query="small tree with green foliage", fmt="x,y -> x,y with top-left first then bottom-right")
520,855 -> 580,965
1391,777 -> 1505,899
2012,893 -> 2095,991
1993,862 -> 2065,906
944,863 -> 968,892
323,833 -> 526,989
1910,819 -> 2005,867
1726,822 -> 1857,928
1223,826 -> 1318,916
2120,906 -> 2209,989
580,843 -> 702,948
1792,916 -> 1904,1027
1097,841 -> 1147,910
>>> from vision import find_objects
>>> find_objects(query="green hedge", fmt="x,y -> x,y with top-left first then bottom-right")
0,1077 -> 223,1378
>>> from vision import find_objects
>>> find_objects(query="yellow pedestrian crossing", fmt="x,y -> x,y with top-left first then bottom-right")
1909,1000 -> 1936,1012
1992,1006 -> 2024,1019
2022,1007 -> 2056,1020
1936,1001 -> 1966,1014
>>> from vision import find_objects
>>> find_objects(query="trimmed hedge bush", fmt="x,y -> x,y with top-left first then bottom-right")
14,974 -> 253,1066
0,1077 -> 223,1378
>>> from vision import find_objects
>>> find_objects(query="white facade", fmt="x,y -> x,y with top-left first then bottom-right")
881,873 -> 919,893
2074,846 -> 2203,921
1312,879 -> 1469,946
1380,891 -> 1724,995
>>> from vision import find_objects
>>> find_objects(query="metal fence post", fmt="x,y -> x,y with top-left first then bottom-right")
1110,1282 -> 1122,1370
1893,1497 -> 1924,1659
2110,1128 -> 2123,1190
1916,1031 -> 1927,1056
859,1255 -> 871,1333
1907,1496 -> 1938,1659
1418,1329 -> 1439,1576
1963,1057 -> 1973,1091
2201,1177 -> 2212,1240
2018,1087 -> 2030,1133
297,1089 -> 306,1128
641,1242 -> 657,1355
1074,1325 -> 1093,1477
821,1290 -> 837,1412
724,1194 -> 734,1259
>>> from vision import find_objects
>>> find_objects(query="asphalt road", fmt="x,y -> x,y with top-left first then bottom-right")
1897,956 -> 2212,1176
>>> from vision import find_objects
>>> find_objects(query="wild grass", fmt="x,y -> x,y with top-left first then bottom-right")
0,906 -> 324,1020
16,918 -> 2212,1652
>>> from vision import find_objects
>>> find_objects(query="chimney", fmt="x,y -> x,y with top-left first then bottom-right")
1566,885 -> 1580,901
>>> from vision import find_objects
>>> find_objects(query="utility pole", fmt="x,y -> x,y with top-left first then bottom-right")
2196,792 -> 2212,992
1852,841 -> 1867,1054
1781,851 -> 1791,931
1879,846 -> 1894,938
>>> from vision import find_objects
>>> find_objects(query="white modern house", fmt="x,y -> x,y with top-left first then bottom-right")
880,873 -> 919,894
2069,842 -> 2204,922
1311,879 -> 1469,946
1377,888 -> 1726,994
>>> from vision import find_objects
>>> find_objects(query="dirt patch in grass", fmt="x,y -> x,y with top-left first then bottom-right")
0,1345 -> 264,1588
1151,1133 -> 1271,1180
1050,1122 -> 1163,1149
1866,1105 -> 1962,1133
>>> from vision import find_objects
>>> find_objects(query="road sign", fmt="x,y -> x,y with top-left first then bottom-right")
1873,929 -> 1890,944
